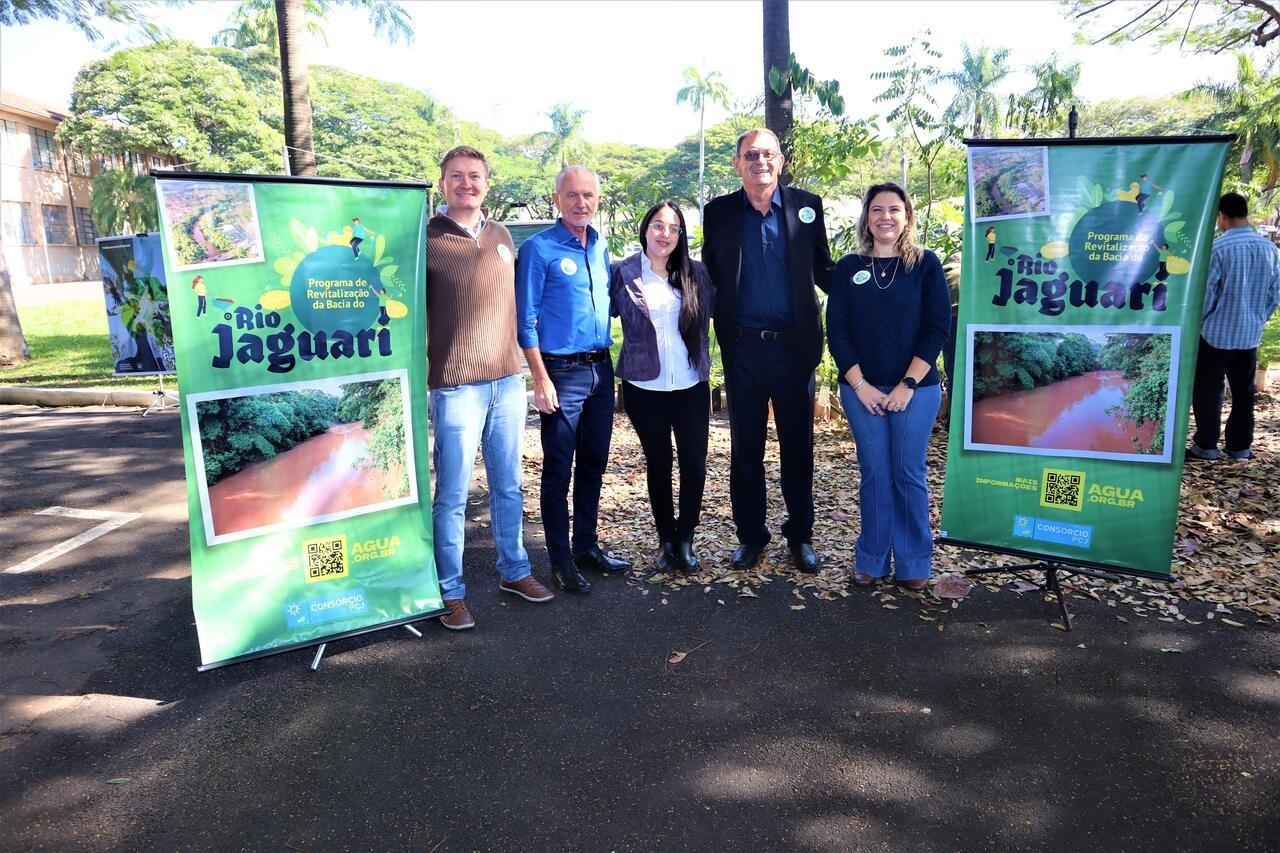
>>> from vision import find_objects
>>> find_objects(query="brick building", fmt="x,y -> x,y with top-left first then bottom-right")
0,90 -> 175,285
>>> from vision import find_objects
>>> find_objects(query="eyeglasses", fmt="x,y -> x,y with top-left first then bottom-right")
648,222 -> 681,236
741,149 -> 780,162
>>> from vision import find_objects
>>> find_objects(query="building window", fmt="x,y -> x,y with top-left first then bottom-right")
122,151 -> 141,173
69,147 -> 92,177
1,202 -> 36,244
41,204 -> 71,244
149,155 -> 164,171
76,207 -> 99,244
0,120 -> 20,165
30,127 -> 58,171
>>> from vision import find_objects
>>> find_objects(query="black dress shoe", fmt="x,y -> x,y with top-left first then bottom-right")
574,546 -> 631,576
674,538 -> 699,574
789,541 -> 820,573
551,560 -> 591,594
732,542 -> 765,571
654,541 -> 677,573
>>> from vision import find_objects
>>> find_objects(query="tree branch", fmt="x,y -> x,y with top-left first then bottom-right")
1092,0 -> 1162,43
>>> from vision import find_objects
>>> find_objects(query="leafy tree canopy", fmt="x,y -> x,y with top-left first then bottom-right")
58,39 -> 283,172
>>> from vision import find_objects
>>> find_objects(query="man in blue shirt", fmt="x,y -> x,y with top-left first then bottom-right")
516,166 -> 630,592
1189,192 -> 1280,461
701,128 -> 835,572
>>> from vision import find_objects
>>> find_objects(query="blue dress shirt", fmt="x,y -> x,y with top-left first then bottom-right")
516,220 -> 613,354
737,188 -> 792,329
1202,226 -> 1280,350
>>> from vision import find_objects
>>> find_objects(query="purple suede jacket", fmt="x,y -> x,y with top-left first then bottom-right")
609,253 -> 715,383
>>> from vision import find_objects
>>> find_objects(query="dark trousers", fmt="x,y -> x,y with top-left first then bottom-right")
724,336 -> 815,547
1192,337 -> 1257,453
622,380 -> 710,543
540,357 -> 614,565
196,295 -> 206,316
350,236 -> 363,258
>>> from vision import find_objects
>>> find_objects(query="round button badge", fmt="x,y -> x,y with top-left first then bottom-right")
852,269 -> 871,285
497,244 -> 512,263
798,206 -> 816,224
560,257 -> 578,275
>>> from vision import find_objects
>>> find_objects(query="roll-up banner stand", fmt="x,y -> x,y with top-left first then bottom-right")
940,135 -> 1232,581
152,171 -> 442,670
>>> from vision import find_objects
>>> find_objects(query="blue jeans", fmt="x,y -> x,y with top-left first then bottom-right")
839,382 -> 941,580
430,373 -> 532,600
540,357 -> 614,565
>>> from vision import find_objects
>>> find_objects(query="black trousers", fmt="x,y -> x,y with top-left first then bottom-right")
622,381 -> 710,542
1192,336 -> 1257,453
723,336 -> 815,547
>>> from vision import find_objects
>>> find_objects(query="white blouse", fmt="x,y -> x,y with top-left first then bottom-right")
629,254 -> 700,392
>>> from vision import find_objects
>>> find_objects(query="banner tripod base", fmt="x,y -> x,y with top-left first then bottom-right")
965,562 -> 1119,630
142,375 -> 178,417
308,623 -> 423,671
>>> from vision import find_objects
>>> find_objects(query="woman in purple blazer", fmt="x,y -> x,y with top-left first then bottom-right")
610,201 -> 715,574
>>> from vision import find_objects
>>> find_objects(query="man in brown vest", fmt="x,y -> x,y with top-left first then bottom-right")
427,146 -> 555,630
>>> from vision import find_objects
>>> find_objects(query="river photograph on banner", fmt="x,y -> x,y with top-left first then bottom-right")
158,178 -> 266,271
99,234 -> 176,376
964,324 -> 1179,463
188,369 -> 417,546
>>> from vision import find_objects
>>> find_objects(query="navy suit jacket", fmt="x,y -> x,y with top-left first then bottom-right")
701,184 -> 835,372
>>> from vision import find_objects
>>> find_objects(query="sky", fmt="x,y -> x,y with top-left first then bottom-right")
0,0 -> 1240,148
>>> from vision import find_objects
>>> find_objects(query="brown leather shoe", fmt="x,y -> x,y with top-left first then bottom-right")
499,575 -> 555,603
896,578 -> 929,592
439,599 -> 475,630
852,572 -> 876,586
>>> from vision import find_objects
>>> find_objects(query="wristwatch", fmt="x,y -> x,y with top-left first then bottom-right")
901,376 -> 918,390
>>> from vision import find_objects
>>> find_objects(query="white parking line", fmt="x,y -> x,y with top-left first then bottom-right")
4,506 -> 143,574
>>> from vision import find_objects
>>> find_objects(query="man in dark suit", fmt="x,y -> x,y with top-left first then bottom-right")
701,127 -> 834,572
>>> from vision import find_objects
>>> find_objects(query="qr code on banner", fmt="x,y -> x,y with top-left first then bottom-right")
1040,468 -> 1086,512
303,535 -> 348,583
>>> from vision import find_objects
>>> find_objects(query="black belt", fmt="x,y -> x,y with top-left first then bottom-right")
736,327 -> 792,342
544,349 -> 610,364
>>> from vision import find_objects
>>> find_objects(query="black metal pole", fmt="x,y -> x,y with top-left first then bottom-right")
1068,105 -> 1079,139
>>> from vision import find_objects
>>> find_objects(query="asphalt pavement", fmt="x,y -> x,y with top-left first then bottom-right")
1,403 -> 1277,852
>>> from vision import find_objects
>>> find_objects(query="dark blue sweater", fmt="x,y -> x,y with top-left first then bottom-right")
825,249 -> 950,388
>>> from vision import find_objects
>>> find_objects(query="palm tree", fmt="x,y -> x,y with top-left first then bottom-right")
274,0 -> 414,176
90,170 -> 159,236
1193,51 -> 1280,188
938,43 -> 1011,138
676,67 -> 730,217
214,0 -> 327,50
763,0 -> 792,151
537,103 -> 590,170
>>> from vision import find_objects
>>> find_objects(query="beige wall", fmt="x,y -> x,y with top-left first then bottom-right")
0,102 -> 174,286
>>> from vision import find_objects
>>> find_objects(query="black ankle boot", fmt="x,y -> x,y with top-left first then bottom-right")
675,538 -> 699,574
655,540 -> 676,573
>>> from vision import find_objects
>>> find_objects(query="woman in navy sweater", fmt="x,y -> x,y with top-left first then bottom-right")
826,183 -> 950,590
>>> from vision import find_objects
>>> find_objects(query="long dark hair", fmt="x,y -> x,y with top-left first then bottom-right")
639,200 -> 703,368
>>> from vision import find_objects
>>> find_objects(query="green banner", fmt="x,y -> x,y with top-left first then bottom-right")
154,173 -> 441,668
940,137 -> 1230,578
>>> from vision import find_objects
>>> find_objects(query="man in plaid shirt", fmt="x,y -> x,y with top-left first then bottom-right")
1189,192 -> 1280,461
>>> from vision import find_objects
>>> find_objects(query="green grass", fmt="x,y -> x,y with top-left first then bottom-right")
1261,311 -> 1280,369
0,298 -> 171,389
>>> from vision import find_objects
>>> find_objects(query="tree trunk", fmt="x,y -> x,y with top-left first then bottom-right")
697,99 -> 706,217
276,0 -> 317,176
762,0 -> 792,159
0,259 -> 30,366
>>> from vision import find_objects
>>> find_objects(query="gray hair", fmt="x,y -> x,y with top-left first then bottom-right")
554,165 -> 600,192
735,127 -> 780,156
